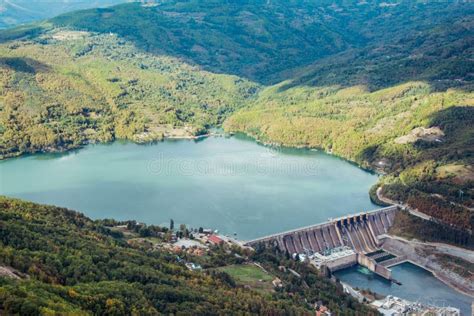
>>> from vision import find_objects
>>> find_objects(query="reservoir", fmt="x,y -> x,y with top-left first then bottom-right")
0,135 -> 377,239
334,263 -> 472,315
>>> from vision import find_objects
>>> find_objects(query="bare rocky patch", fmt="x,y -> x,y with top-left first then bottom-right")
51,30 -> 90,41
0,265 -> 27,280
394,126 -> 444,144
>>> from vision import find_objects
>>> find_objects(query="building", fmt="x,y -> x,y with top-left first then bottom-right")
310,246 -> 357,271
371,296 -> 460,316
185,262 -> 202,271
208,234 -> 224,245
315,304 -> 332,316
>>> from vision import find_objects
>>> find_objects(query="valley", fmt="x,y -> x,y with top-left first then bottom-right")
0,0 -> 473,314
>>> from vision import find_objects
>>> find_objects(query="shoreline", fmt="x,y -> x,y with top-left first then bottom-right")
0,132 -> 215,161
391,258 -> 473,298
229,131 -> 381,176
0,131 -> 381,178
432,266 -> 474,298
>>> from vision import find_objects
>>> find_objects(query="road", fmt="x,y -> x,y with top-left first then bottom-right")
386,234 -> 474,263
376,187 -> 432,221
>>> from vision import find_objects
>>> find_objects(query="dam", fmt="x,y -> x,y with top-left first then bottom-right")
245,206 -> 398,254
245,206 -> 399,279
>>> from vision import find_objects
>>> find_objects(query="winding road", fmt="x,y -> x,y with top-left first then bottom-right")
376,187 -> 432,221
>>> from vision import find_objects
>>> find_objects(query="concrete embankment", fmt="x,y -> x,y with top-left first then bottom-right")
245,206 -> 398,255
379,235 -> 474,297
245,206 -> 399,281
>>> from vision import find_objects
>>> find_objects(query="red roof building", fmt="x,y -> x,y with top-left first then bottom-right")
208,235 -> 224,245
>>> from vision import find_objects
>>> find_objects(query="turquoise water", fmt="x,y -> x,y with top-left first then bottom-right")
334,263 -> 473,315
0,135 -> 378,239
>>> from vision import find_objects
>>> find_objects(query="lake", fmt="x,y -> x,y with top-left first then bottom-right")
0,135 -> 378,240
334,263 -> 472,315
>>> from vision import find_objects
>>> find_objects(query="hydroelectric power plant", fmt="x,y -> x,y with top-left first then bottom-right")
245,206 -> 401,280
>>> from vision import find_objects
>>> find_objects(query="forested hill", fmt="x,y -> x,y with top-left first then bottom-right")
2,0 -> 471,83
49,0 -> 472,84
277,15 -> 473,91
0,196 -> 373,315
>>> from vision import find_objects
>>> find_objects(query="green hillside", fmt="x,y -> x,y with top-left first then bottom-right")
49,0 -> 471,84
0,196 -> 373,315
0,30 -> 259,159
278,16 -> 473,91
2,1 -> 470,83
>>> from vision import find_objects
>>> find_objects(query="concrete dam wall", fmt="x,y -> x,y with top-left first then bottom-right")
245,206 -> 398,255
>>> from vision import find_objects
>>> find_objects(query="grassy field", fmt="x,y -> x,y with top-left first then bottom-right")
219,264 -> 274,292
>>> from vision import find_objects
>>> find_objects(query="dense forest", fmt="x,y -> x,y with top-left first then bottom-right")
389,210 -> 474,249
48,0 -> 472,85
0,31 -> 259,159
0,196 -> 375,315
0,0 -> 472,257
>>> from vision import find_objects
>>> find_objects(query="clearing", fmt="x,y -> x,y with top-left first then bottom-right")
219,264 -> 275,292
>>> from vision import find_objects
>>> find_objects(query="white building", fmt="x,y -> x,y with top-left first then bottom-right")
371,295 -> 460,316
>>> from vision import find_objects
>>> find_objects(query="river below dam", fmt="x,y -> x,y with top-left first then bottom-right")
335,263 -> 472,315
